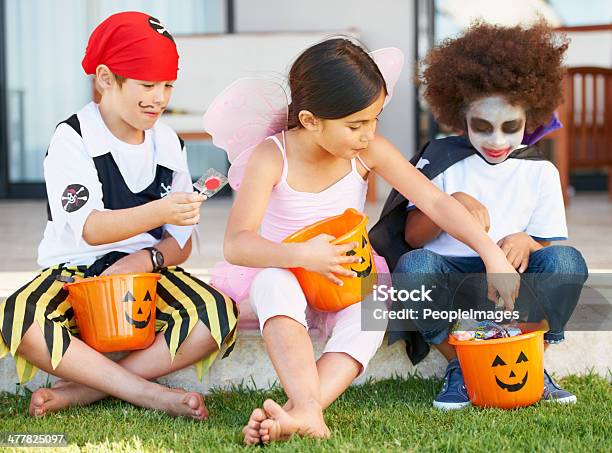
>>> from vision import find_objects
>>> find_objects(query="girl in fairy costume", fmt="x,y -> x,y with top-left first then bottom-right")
204,38 -> 520,443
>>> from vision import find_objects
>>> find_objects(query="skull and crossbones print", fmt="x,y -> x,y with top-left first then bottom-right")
147,16 -> 174,42
160,182 -> 172,198
61,184 -> 89,212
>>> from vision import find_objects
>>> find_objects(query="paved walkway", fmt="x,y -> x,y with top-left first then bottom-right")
2,192 -> 612,273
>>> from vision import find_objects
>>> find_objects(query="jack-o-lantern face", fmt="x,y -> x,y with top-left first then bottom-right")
492,351 -> 529,392
346,235 -> 373,278
122,290 -> 152,329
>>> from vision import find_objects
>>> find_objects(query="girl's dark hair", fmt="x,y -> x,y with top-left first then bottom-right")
287,38 -> 388,129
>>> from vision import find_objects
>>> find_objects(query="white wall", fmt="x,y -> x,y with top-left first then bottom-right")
234,0 -> 416,160
169,31 -> 346,119
563,30 -> 612,68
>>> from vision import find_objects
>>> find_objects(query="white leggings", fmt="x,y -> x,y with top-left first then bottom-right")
249,268 -> 385,375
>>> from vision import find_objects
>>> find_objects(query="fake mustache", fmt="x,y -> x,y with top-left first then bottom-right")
138,101 -> 158,109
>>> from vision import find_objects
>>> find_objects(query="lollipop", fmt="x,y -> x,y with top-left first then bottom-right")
193,168 -> 228,198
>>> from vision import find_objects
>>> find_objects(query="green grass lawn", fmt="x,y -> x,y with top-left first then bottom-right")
1,373 -> 610,452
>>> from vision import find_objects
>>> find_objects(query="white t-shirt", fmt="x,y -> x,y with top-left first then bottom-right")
38,102 -> 194,267
407,154 -> 568,257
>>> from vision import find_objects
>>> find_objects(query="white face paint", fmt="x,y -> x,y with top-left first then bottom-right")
466,96 -> 526,164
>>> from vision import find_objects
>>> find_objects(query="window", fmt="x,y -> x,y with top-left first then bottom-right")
3,0 -> 224,187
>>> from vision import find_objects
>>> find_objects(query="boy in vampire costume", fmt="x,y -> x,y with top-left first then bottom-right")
369,21 -> 588,410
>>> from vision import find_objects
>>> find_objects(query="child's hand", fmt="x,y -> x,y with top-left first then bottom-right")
100,250 -> 152,276
158,192 -> 206,226
485,257 -> 520,312
451,192 -> 490,232
299,234 -> 362,286
497,232 -> 542,273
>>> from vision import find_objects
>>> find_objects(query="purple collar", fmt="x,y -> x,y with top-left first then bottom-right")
522,112 -> 562,146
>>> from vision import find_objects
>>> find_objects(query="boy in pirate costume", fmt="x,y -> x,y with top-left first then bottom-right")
0,12 -> 237,419
370,22 -> 588,410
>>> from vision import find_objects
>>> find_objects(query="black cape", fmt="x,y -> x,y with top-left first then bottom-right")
369,135 -> 545,365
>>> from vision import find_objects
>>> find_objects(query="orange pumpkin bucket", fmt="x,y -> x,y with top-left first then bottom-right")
283,208 -> 377,312
64,273 -> 160,353
448,320 -> 549,409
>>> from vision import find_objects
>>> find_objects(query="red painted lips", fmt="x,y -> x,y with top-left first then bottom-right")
483,146 -> 511,159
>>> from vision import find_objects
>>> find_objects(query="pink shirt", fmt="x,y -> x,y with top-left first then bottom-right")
260,132 -> 368,242
210,131 -> 388,304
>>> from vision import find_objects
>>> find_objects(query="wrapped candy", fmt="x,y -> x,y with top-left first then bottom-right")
474,321 -> 506,340
193,168 -> 228,198
504,324 -> 522,337
450,319 -> 479,341
451,320 -> 522,341
452,330 -> 476,341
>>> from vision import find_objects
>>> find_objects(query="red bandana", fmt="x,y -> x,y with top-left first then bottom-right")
82,11 -> 179,81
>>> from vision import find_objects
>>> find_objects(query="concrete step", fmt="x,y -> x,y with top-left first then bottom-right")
1,327 -> 610,394
1,272 -> 611,394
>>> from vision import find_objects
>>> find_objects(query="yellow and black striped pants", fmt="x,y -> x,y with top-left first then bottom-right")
0,265 -> 238,384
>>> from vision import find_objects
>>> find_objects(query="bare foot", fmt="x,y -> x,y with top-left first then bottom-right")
29,387 -> 71,417
50,380 -> 108,407
51,379 -> 71,389
29,378 -> 115,417
242,408 -> 267,445
258,399 -> 330,444
161,390 -> 209,420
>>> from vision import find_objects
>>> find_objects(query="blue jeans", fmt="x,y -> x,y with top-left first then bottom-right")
393,245 -> 588,344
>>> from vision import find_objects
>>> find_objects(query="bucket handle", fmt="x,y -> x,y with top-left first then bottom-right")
56,274 -> 84,289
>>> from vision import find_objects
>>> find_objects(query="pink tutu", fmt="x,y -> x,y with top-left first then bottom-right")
211,251 -> 391,306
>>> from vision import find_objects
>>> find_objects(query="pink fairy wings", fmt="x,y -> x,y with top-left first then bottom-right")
203,47 -> 405,190
370,47 -> 404,108
202,78 -> 288,190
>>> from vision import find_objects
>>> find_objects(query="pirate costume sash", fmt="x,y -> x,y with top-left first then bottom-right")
0,265 -> 238,384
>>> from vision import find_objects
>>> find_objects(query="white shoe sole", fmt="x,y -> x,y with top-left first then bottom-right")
433,400 -> 471,410
542,394 -> 577,404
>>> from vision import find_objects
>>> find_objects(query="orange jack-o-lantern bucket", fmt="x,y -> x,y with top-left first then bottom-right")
64,273 -> 160,352
283,208 -> 377,312
448,320 -> 549,409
